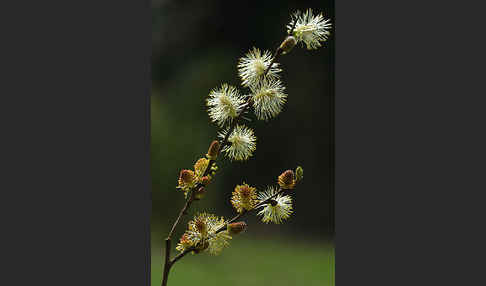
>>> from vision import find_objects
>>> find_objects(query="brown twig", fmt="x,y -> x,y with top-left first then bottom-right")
168,194 -> 194,239
161,238 -> 172,286
162,192 -> 194,286
171,248 -> 192,265
263,48 -> 283,78
261,16 -> 295,78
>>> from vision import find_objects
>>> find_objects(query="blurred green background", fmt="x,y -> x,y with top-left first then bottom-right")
152,0 -> 334,285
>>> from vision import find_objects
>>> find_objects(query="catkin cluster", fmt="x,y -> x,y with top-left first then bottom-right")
173,9 -> 331,256
206,9 -> 332,161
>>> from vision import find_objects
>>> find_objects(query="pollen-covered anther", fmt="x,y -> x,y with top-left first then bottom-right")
184,213 -> 230,255
206,84 -> 245,127
179,233 -> 191,246
279,36 -> 297,55
237,47 -> 282,88
257,186 -> 293,224
218,125 -> 257,161
288,9 -> 332,50
194,218 -> 208,237
177,170 -> 196,197
179,169 -> 195,185
175,231 -> 196,253
206,140 -> 221,160
250,78 -> 287,121
231,183 -> 258,213
278,170 -> 296,189
194,158 -> 210,179
227,221 -> 247,235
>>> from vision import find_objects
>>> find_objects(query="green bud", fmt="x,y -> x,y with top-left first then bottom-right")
295,166 -> 304,182
227,221 -> 247,235
206,140 -> 220,160
279,36 -> 297,55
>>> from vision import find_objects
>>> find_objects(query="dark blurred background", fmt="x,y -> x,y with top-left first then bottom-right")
152,0 -> 334,285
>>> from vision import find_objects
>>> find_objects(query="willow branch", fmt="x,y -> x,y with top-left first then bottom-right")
162,28 -> 295,284
171,248 -> 192,265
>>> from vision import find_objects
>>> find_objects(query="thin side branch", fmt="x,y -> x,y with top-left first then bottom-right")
263,48 -> 283,78
167,193 -> 194,239
162,193 -> 194,286
171,248 -> 192,265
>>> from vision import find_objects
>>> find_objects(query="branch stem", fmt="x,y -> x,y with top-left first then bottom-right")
161,239 -> 172,286
263,48 -> 283,78
162,192 -> 194,286
167,194 -> 194,239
